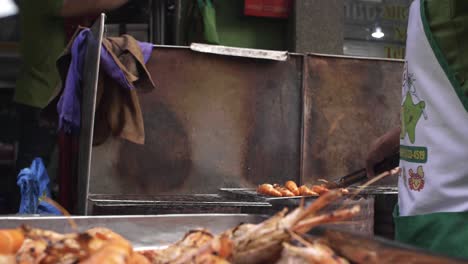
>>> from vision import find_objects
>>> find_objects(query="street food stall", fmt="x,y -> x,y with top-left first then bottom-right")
73,14 -> 402,239
2,13 -> 466,264
72,9 -> 400,225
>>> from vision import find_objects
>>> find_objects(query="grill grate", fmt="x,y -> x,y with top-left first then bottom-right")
88,194 -> 272,215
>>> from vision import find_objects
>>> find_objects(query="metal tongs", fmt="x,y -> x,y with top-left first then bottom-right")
323,152 -> 400,189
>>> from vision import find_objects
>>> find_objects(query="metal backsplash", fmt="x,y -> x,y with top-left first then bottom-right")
81,38 -> 404,213
89,48 -> 303,196
302,54 -> 403,185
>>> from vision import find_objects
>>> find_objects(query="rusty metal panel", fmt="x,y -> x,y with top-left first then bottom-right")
302,54 -> 403,186
89,48 -> 302,195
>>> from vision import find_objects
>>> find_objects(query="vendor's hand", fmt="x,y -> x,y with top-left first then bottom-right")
366,127 -> 401,178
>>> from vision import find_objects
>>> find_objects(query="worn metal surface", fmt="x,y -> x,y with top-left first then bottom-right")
302,54 -> 403,186
89,48 -> 302,195
77,14 -> 105,215
0,214 -> 265,249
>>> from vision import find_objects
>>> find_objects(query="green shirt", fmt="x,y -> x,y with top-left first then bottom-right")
15,0 -> 65,108
394,206 -> 468,259
426,0 -> 468,100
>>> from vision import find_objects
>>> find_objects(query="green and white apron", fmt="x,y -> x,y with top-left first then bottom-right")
395,0 -> 468,258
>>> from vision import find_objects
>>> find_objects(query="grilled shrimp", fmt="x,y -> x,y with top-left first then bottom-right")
311,185 -> 330,195
285,181 -> 300,196
257,184 -> 283,197
275,186 -> 295,197
216,190 -> 360,264
298,185 -> 319,196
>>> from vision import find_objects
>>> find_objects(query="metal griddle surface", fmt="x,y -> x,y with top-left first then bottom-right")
220,186 -> 397,200
89,194 -> 271,206
219,186 -> 397,210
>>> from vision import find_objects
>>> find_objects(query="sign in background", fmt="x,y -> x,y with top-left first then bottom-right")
343,0 -> 411,59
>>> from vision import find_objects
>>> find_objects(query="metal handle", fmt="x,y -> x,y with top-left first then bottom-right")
338,151 -> 400,187
374,152 -> 400,175
337,168 -> 366,187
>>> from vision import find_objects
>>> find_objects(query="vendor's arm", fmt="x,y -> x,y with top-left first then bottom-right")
59,0 -> 129,17
366,126 -> 400,178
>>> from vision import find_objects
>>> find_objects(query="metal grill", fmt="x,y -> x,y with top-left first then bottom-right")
88,194 -> 272,215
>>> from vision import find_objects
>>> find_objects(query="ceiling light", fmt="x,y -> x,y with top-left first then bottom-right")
371,27 -> 384,39
0,0 -> 18,18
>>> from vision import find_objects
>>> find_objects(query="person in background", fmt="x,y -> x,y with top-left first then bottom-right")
366,0 -> 468,258
13,0 -> 129,208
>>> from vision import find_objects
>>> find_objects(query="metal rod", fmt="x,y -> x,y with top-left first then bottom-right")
77,14 -> 106,215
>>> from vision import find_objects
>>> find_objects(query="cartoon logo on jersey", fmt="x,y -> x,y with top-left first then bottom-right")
401,61 -> 427,144
408,166 -> 425,191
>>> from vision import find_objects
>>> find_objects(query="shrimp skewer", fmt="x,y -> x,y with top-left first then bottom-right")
294,205 -> 360,234
204,190 -> 359,264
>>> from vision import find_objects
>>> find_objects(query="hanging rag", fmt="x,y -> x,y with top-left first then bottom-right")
44,28 -> 155,145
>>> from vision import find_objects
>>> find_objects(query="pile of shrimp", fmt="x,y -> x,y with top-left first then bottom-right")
256,180 -> 331,197
0,190 -> 359,264
169,189 -> 358,264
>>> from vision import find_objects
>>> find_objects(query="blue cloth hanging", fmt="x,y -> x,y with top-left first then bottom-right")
17,158 -> 62,215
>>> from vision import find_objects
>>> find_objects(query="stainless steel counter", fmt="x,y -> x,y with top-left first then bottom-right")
0,214 -> 265,249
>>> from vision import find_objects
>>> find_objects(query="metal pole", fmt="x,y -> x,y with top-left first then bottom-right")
152,0 -> 166,44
